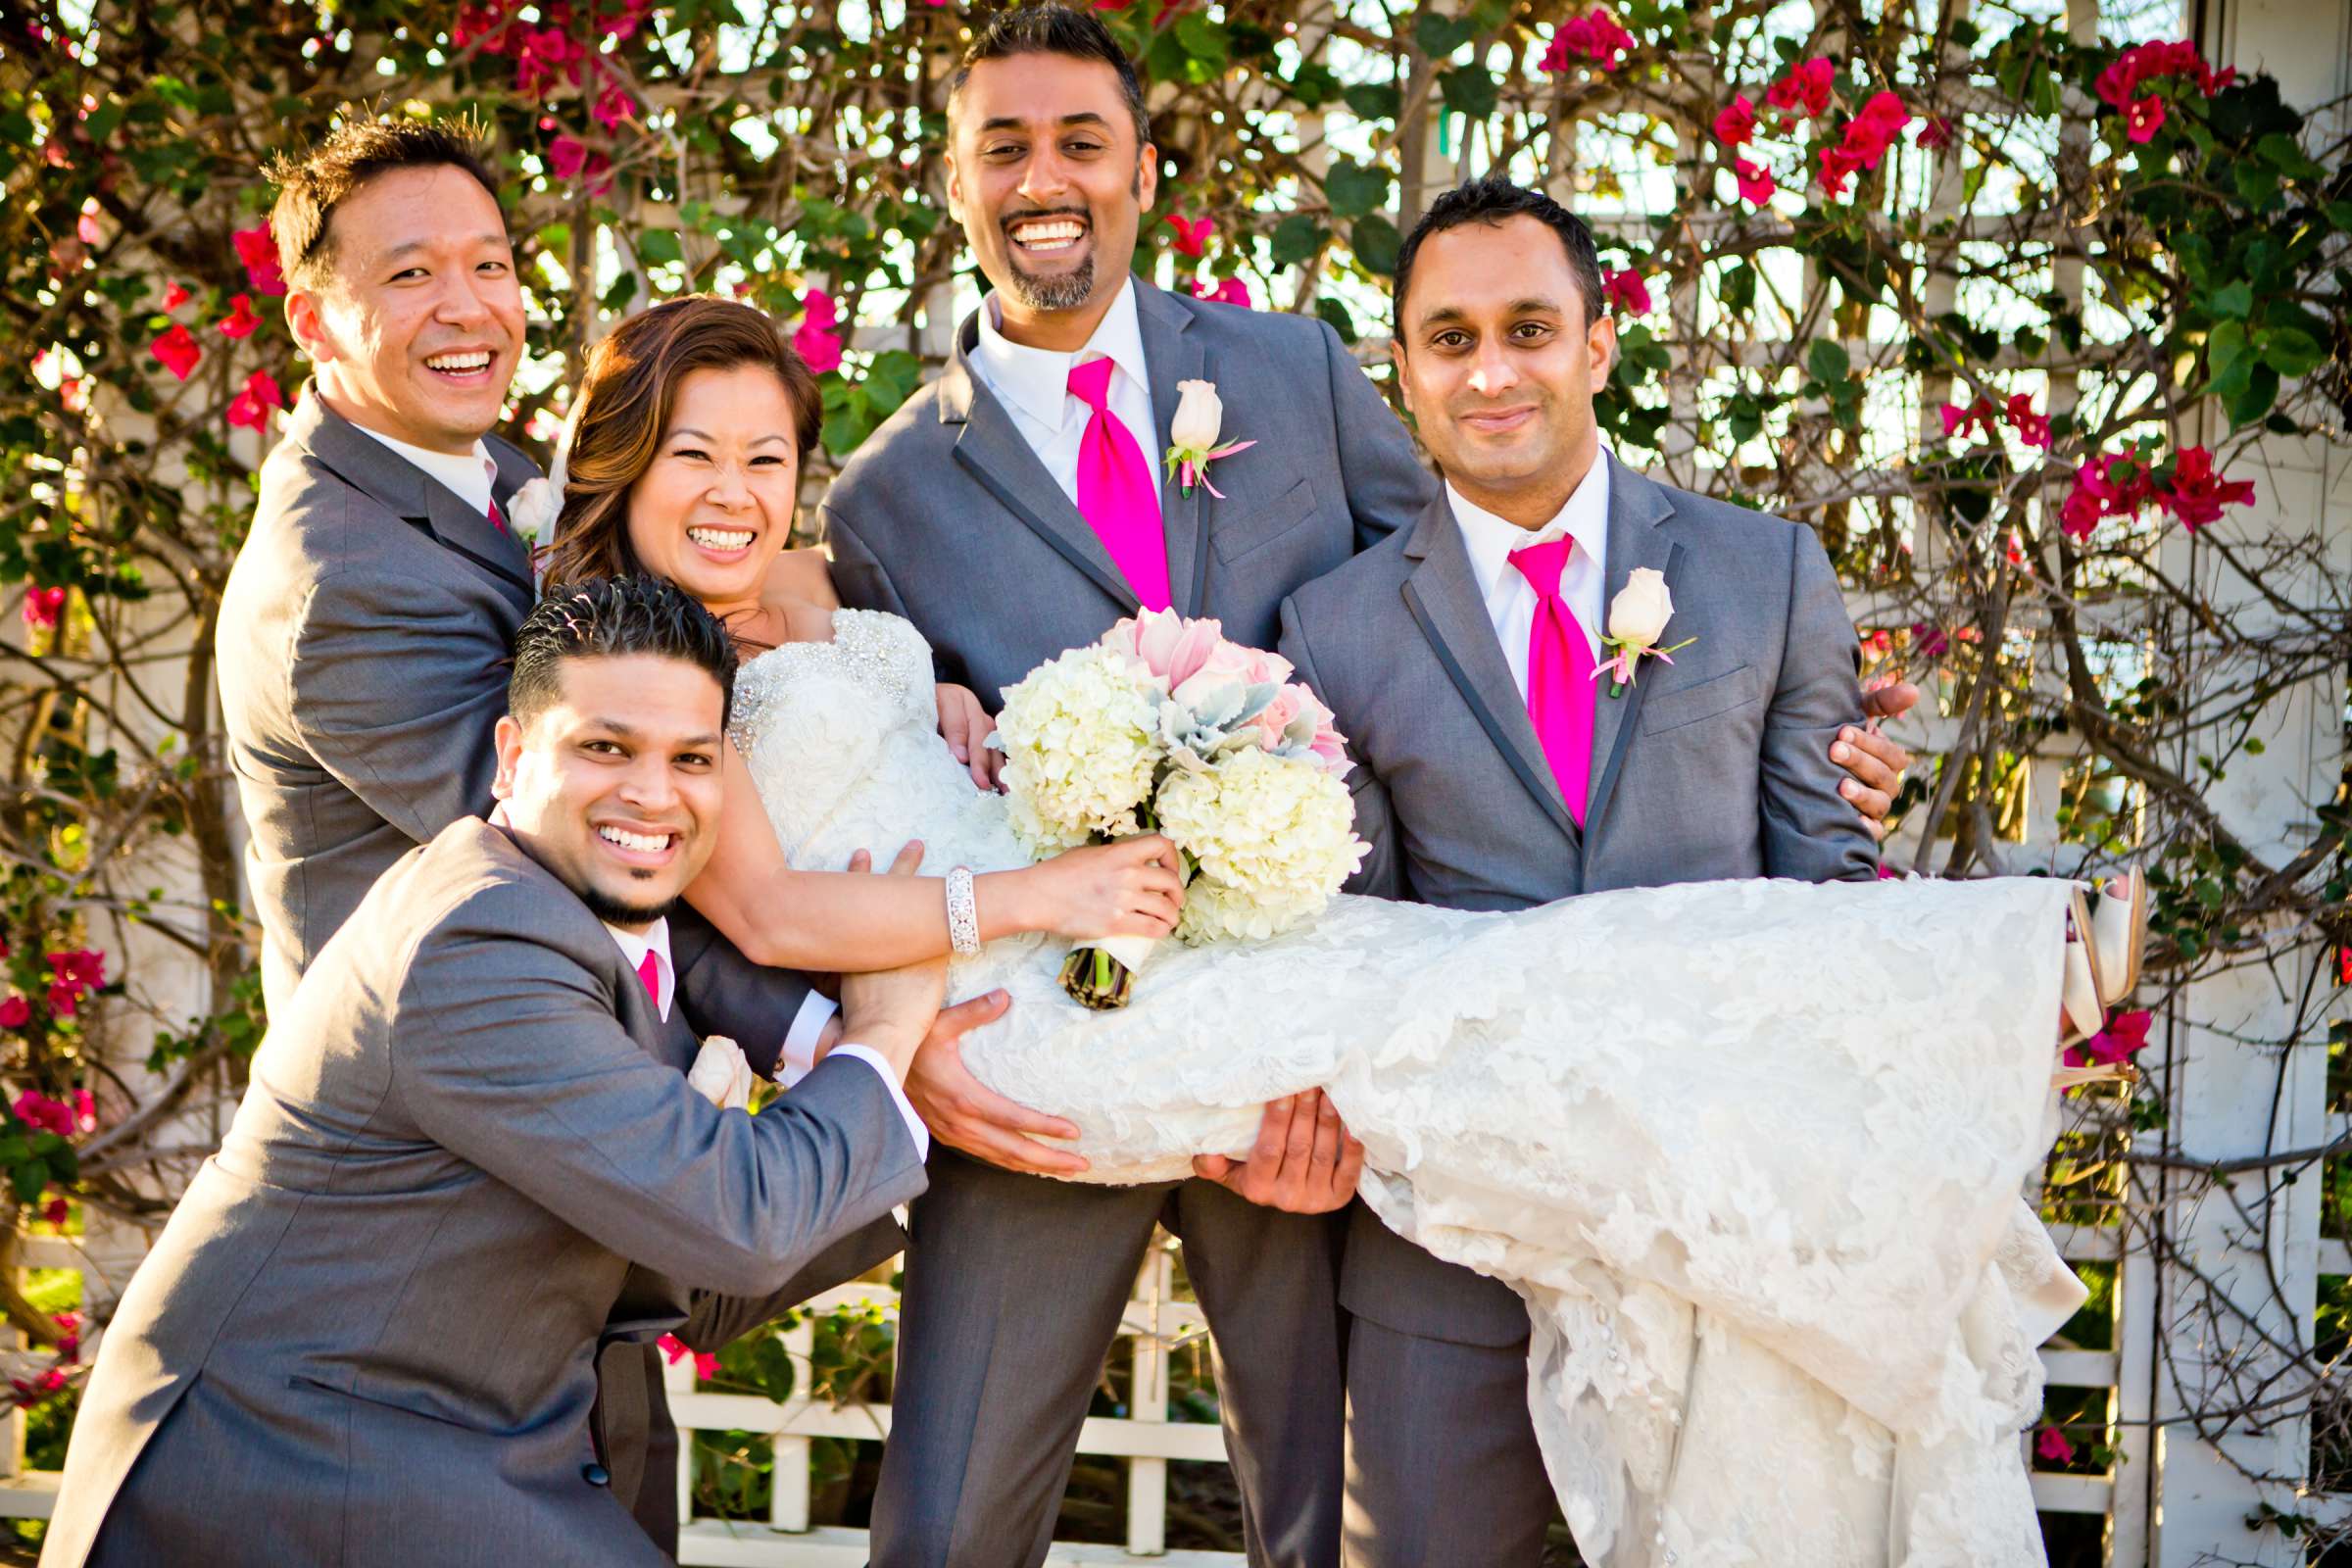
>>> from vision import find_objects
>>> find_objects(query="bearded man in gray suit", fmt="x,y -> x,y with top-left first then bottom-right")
211,117 -> 845,1550
1277,177 -> 1887,1566
48,577 -> 958,1568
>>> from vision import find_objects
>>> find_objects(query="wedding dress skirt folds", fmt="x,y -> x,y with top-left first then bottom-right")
733,610 -> 2084,1567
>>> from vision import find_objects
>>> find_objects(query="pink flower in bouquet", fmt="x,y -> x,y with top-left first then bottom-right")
1712,94 -> 1757,147
1170,634 -> 1291,713
232,223 -> 286,296
1111,610 -> 1227,689
1765,57 -> 1835,119
1249,682 -> 1305,750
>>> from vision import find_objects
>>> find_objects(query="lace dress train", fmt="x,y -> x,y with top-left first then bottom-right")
728,611 -> 2082,1567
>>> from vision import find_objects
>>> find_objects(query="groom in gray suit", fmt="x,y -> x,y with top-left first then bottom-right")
47,577 -> 951,1568
212,117 -> 843,1551
1279,177 -> 1884,1565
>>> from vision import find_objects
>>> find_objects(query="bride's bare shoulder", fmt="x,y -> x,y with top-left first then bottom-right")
765,548 -> 842,612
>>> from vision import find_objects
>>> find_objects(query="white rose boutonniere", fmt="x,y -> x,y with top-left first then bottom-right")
1163,379 -> 1256,500
505,475 -> 561,551
1593,567 -> 1694,697
687,1035 -> 756,1111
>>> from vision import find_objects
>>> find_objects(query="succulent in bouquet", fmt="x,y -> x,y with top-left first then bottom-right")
992,611 -> 1367,1008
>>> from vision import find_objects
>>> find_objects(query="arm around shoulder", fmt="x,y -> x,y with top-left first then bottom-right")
1758,525 -> 1880,883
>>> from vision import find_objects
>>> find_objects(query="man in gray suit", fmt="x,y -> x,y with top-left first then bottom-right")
214,118 -> 842,1548
47,577 -> 957,1568
1278,176 -> 1884,1566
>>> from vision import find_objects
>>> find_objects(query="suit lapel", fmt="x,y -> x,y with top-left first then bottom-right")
942,318 -> 1141,616
1398,495 -> 1582,846
1133,283 -> 1211,616
1582,456 -> 1682,843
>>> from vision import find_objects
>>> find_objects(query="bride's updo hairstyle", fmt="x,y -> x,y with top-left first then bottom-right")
541,294 -> 822,587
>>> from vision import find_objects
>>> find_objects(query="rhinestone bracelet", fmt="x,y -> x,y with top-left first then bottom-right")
945,865 -> 981,957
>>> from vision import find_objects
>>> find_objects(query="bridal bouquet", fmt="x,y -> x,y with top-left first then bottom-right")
993,610 -> 1368,1008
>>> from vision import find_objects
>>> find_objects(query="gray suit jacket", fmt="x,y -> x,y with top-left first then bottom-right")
45,818 -> 928,1568
1278,457 -> 1880,1345
821,281 -> 1437,704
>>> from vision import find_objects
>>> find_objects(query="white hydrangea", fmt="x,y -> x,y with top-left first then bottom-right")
995,644 -> 1165,856
1155,746 -> 1367,945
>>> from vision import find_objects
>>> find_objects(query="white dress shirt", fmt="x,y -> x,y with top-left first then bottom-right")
967,278 -> 1159,511
602,916 -> 926,1158
1446,448 -> 1615,700
352,423 -> 501,516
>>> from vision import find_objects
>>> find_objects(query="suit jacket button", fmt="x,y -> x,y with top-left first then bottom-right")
582,1462 -> 612,1488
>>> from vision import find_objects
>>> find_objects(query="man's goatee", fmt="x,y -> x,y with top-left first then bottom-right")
1004,255 -> 1097,313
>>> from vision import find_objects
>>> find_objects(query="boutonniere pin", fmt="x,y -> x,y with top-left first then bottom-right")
1592,567 -> 1694,697
1164,378 -> 1255,499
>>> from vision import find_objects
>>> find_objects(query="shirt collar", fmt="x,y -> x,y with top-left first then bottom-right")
602,915 -> 674,1022
351,423 -> 499,516
971,276 -> 1150,435
1446,446 -> 1614,601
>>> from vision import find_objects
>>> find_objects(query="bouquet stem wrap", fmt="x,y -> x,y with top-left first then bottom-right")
1058,933 -> 1160,1010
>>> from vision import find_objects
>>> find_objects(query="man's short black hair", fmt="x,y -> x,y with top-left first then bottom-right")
509,575 -> 739,732
263,112 -> 503,290
949,4 -> 1152,150
1394,176 -> 1607,336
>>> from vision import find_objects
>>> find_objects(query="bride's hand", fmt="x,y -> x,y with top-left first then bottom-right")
934,683 -> 1003,791
1018,836 -> 1186,941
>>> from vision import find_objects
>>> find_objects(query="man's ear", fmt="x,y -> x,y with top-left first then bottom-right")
1389,337 -> 1415,415
1134,138 -> 1158,212
491,713 -> 522,801
283,286 -> 337,366
1587,312 -> 1619,381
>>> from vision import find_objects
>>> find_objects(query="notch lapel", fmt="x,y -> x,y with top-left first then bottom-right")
1582,456 -> 1682,842
1133,284 -> 1211,616
942,318 -> 1141,616
1398,496 -> 1582,847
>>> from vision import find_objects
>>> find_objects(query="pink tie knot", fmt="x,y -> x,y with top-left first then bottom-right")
1509,537 -> 1574,600
1067,356 -> 1116,412
634,951 -> 660,1006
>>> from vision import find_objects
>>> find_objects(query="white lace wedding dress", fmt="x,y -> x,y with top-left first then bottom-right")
730,609 -> 2087,1568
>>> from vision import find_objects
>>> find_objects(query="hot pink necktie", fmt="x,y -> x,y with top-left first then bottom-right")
1066,357 -> 1171,612
487,497 -> 508,533
634,951 -> 661,1008
1508,539 -> 1595,827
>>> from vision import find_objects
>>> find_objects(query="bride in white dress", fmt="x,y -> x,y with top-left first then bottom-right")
535,296 -> 2136,1567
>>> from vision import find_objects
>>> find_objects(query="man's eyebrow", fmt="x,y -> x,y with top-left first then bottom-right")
976,111 -> 1113,133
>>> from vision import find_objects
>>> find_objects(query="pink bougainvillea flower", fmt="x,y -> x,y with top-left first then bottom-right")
2066,1008 -> 2153,1070
1163,213 -> 1213,257
150,322 -> 201,381
1915,116 -> 1955,149
1712,94 -> 1757,147
2035,1427 -> 2077,1464
1731,157 -> 1777,205
75,201 -> 101,245
794,288 -> 845,373
1186,276 -> 1253,309
1765,56 -> 1835,118
2004,393 -> 2050,450
1910,622 -> 1950,658
591,80 -> 636,134
218,292 -> 262,339
2162,446 -> 2257,530
2123,95 -> 2167,142
43,950 -> 103,1018
1816,142 -> 1866,199
231,223 -> 286,296
0,996 -> 28,1029
41,1198 -> 68,1229
1600,268 -> 1652,316
548,135 -> 614,193
1939,399 -> 1986,439
226,368 -> 284,431
1540,9 -> 1634,74
161,279 -> 190,310
2060,452 -> 2158,541
2097,38 -> 2233,110
1846,90 -> 1912,169
657,1334 -> 720,1380
21,588 -> 66,631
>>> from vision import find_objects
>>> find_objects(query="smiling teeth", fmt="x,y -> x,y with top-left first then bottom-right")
1013,220 -> 1084,249
599,826 -> 670,854
687,526 -> 755,550
426,352 -> 492,371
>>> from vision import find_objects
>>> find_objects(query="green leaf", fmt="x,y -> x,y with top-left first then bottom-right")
1351,214 -> 1402,275
1720,264 -> 1756,315
1806,338 -> 1851,383
2227,363 -> 2279,426
1270,213 -> 1326,270
1325,160 -> 1392,220
1289,62 -> 1341,107
1440,67 -> 1498,122
1174,13 -> 1229,66
12,1162 -> 44,1205
1413,12 -> 1475,58
2207,279 -> 2253,318
1342,81 -> 1401,122
636,229 -> 683,267
2206,318 -> 2248,381
1315,295 -> 1359,344
2259,326 -> 2324,378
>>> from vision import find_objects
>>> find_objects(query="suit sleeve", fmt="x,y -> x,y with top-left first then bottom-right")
1758,527 -> 1882,884
1280,596 -> 1402,900
397,909 -> 927,1298
822,498 -> 967,688
666,906 -> 817,1081
288,564 -> 508,846
672,1217 -> 906,1353
1320,321 -> 1436,551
